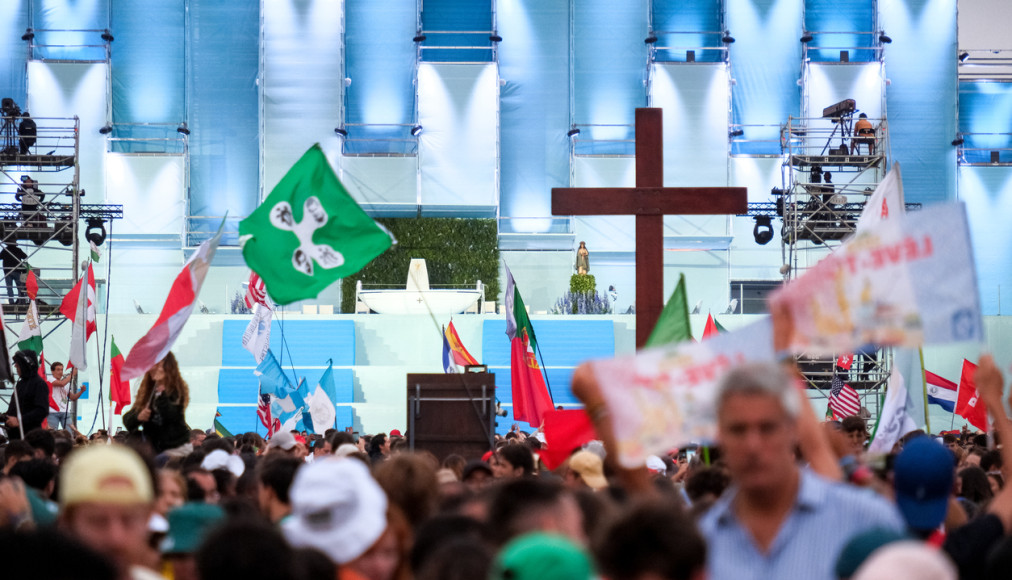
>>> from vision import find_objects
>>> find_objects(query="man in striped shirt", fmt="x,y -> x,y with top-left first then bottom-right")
699,362 -> 905,580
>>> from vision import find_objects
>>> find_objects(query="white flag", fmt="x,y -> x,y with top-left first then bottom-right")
856,162 -> 904,232
868,370 -> 919,454
242,303 -> 272,363
68,269 -> 89,371
305,383 -> 336,434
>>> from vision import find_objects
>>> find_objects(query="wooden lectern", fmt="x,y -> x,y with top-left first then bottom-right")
406,372 -> 496,461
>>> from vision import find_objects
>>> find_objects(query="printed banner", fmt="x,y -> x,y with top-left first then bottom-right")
590,319 -> 774,468
771,203 -> 982,355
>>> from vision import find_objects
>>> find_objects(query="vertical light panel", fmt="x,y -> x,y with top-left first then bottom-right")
727,0 -> 804,154
958,166 -> 1012,315
27,62 -> 107,209
573,0 -> 647,155
187,0 -> 260,243
805,0 -> 875,62
652,0 -> 723,63
344,0 -> 417,155
32,0 -> 108,61
650,63 -> 730,235
1,0 -> 29,106
417,63 -> 498,215
263,0 -> 345,192
881,0 -> 957,204
104,154 -> 185,239
110,0 -> 184,125
958,81 -> 1012,164
498,0 -> 570,230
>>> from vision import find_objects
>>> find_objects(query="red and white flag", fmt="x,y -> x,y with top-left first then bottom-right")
244,272 -> 268,309
120,229 -> 223,380
836,353 -> 854,370
828,375 -> 861,418
258,392 -> 280,437
59,263 -> 97,339
955,359 -> 988,431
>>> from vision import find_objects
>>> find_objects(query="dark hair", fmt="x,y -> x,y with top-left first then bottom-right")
596,498 -> 706,580
202,436 -> 235,455
374,453 -> 440,530
488,478 -> 572,545
943,434 -> 957,445
256,455 -> 302,504
841,415 -> 867,435
25,428 -> 55,457
496,443 -> 534,476
0,527 -> 117,579
959,466 -> 994,504
10,458 -> 57,492
410,515 -> 489,573
196,519 -> 297,580
416,537 -> 493,580
328,431 -> 355,449
685,467 -> 731,502
49,361 -> 63,372
981,449 -> 1003,472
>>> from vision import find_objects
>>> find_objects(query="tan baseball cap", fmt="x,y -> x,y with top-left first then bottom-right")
59,444 -> 154,507
568,450 -> 608,490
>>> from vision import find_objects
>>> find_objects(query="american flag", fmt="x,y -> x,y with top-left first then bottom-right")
257,393 -> 280,437
244,272 -> 268,309
828,374 -> 861,418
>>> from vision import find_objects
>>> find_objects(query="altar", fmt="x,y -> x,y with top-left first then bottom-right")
355,259 -> 488,315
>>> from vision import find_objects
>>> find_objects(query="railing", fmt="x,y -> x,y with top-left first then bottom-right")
648,30 -> 729,63
958,49 -> 1012,80
339,123 -> 419,156
954,132 -> 1012,165
801,31 -> 884,63
25,28 -> 113,62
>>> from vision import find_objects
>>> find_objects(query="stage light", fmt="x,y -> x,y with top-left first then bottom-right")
959,52 -> 970,62
413,34 -> 426,43
334,127 -> 348,137
567,126 -> 580,138
644,34 -> 658,44
800,33 -> 813,43
878,32 -> 892,44
753,215 -> 774,245
729,128 -> 744,138
85,218 -> 107,247
21,29 -> 34,41
98,125 -> 112,135
722,31 -> 735,44
101,29 -> 114,42
177,122 -> 190,135
490,33 -> 502,42
951,136 -> 964,146
411,125 -> 423,137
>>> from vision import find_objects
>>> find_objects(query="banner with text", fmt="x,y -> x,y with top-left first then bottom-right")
591,318 -> 774,468
771,203 -> 982,355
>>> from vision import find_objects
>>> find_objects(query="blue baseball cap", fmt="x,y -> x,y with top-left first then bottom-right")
893,436 -> 954,531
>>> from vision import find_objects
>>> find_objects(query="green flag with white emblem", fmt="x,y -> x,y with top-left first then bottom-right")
239,144 -> 393,305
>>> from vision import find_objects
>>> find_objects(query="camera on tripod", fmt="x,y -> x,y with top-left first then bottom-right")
2,98 -> 21,118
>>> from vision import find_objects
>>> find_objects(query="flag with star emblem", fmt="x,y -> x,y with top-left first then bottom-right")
828,374 -> 861,418
239,144 -> 393,305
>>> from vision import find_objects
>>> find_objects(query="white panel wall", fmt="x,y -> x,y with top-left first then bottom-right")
104,154 -> 184,238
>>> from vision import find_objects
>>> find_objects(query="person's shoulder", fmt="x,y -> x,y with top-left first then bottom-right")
814,472 -> 904,526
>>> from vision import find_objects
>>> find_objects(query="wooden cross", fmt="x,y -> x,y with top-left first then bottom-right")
552,108 -> 748,348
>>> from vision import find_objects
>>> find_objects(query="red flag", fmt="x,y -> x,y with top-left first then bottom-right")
109,336 -> 131,414
39,352 -> 58,411
836,353 -> 854,370
702,314 -> 719,340
120,230 -> 221,380
26,269 -> 37,301
445,321 -> 479,366
539,409 -> 597,470
244,272 -> 268,309
955,359 -> 988,431
505,266 -> 554,427
58,263 -> 97,339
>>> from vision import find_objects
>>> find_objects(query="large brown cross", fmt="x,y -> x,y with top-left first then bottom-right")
552,108 -> 748,348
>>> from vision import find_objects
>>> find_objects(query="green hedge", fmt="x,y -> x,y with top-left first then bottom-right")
569,274 -> 596,294
340,218 -> 500,313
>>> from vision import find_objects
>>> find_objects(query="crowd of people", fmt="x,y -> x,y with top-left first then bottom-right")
3,344 -> 1012,579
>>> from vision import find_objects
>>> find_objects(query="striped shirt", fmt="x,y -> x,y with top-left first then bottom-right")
699,468 -> 905,580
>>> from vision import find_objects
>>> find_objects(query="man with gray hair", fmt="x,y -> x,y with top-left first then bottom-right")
698,359 -> 904,580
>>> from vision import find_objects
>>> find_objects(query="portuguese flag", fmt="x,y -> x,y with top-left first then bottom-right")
504,265 -> 553,427
109,336 -> 131,414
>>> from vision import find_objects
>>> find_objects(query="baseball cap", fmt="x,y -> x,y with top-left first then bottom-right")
568,450 -> 607,490
59,444 -> 154,507
645,455 -> 666,474
201,449 -> 245,477
893,436 -> 954,531
835,527 -> 910,579
334,443 -> 360,458
489,532 -> 594,580
852,541 -> 957,580
268,430 -> 297,451
389,429 -> 402,438
160,503 -> 225,555
282,458 -> 388,565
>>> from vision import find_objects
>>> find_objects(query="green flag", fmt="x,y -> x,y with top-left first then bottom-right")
239,144 -> 392,305
644,273 -> 693,348
16,299 -> 43,354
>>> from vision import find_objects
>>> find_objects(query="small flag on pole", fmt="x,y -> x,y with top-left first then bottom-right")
925,370 -> 958,413
110,336 -> 131,414
244,271 -> 268,309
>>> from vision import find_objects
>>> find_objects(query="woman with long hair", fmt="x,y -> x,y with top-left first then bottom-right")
123,352 -> 191,456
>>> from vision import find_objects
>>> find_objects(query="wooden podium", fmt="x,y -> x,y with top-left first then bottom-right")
406,372 -> 496,461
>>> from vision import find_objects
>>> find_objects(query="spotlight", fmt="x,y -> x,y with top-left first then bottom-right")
959,52 -> 970,62
98,124 -> 112,135
334,127 -> 348,137
567,126 -> 581,138
490,33 -> 502,42
951,136 -> 964,146
878,32 -> 892,44
411,125 -> 423,137
413,34 -> 427,43
101,29 -> 114,42
344,77 -> 352,86
800,33 -> 813,43
177,122 -> 190,135
644,34 -> 658,44
21,28 -> 34,41
722,31 -> 735,44
753,215 -> 774,245
85,218 -> 107,246
729,128 -> 744,138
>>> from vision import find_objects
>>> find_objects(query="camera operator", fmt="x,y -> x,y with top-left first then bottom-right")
2,350 -> 50,440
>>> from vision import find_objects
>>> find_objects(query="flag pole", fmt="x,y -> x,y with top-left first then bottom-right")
951,370 -> 961,431
918,348 -> 931,434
